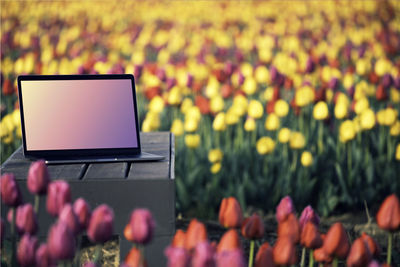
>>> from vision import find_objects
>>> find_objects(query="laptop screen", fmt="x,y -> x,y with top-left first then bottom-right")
18,74 -> 141,158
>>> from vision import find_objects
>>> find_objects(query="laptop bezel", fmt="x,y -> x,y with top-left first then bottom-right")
17,74 -> 142,160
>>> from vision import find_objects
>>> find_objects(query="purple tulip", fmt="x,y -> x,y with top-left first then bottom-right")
17,234 -> 38,267
215,249 -> 245,267
329,77 -> 339,91
192,241 -> 216,267
134,65 -> 143,79
46,180 -> 71,217
1,173 -> 22,207
129,208 -> 155,245
15,203 -> 38,235
381,73 -> 393,89
0,218 -> 4,247
36,243 -> 56,267
166,77 -> 177,90
87,204 -> 114,243
186,74 -> 194,87
47,221 -> 75,260
59,204 -> 80,235
305,57 -> 315,73
27,160 -> 50,195
270,66 -> 279,84
73,198 -> 91,230
393,76 -> 400,90
164,246 -> 190,267
224,61 -> 235,77
237,71 -> 245,86
299,205 -> 320,230
156,68 -> 167,82
276,196 -> 295,223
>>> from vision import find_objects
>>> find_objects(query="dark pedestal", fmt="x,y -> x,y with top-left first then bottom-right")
1,132 -> 175,267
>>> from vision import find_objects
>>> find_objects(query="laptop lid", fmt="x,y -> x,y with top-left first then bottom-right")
17,74 -> 142,160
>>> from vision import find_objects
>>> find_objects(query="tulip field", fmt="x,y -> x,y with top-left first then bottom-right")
1,1 -> 400,265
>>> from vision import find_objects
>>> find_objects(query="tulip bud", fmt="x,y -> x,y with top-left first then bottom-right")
16,203 -> 38,235
59,204 -> 80,235
192,241 -> 216,267
273,236 -> 297,266
165,246 -> 190,267
17,234 -> 38,267
300,221 -> 322,249
313,246 -> 333,264
73,198 -> 91,231
184,219 -> 207,251
376,194 -> 400,232
129,208 -> 155,245
276,196 -> 295,223
360,232 -> 380,257
216,249 -> 245,267
322,222 -> 350,259
125,247 -> 147,267
299,205 -> 320,230
35,243 -> 55,267
27,160 -> 50,195
87,204 -> 114,243
46,180 -> 71,217
255,242 -> 275,267
171,229 -> 186,248
47,221 -> 75,260
217,229 -> 241,252
218,197 -> 243,228
241,213 -> 264,240
1,173 -> 22,207
305,58 -> 315,73
346,238 -> 372,267
277,213 -> 300,243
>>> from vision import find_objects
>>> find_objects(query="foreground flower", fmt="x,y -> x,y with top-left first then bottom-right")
322,222 -> 350,259
299,205 -> 320,230
35,243 -> 55,267
216,249 -> 245,267
73,198 -> 91,230
217,229 -> 241,252
273,236 -> 297,266
184,219 -> 207,251
164,246 -> 190,267
300,221 -> 322,249
376,194 -> 400,232
59,204 -> 80,235
346,237 -> 372,267
300,151 -> 313,167
255,242 -> 275,267
192,241 -> 215,267
46,180 -> 71,217
289,132 -> 305,149
313,101 -> 329,120
278,214 -> 300,243
87,204 -> 114,243
276,196 -> 295,223
219,197 -> 243,228
15,203 -> 38,235
256,137 -> 276,155
241,213 -> 264,240
125,247 -> 147,267
47,221 -> 75,260
360,232 -> 380,257
17,234 -> 38,267
129,208 -> 155,245
27,160 -> 50,195
0,173 -> 22,207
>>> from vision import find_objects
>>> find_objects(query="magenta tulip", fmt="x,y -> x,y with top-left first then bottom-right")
17,233 -> 38,267
276,196 -> 295,223
1,173 -> 22,207
59,204 -> 80,235
35,243 -> 56,267
192,241 -> 216,267
299,205 -> 320,230
87,204 -> 114,243
16,203 -> 38,235
73,198 -> 91,230
47,221 -> 75,260
164,246 -> 190,267
216,249 -> 245,267
46,180 -> 71,217
27,160 -> 50,195
129,208 -> 155,244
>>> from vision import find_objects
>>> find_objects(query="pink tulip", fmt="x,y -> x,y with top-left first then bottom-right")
27,160 -> 50,195
1,173 -> 22,207
276,196 -> 295,223
129,208 -> 155,244
47,221 -> 75,260
59,204 -> 80,235
216,249 -> 245,267
73,198 -> 91,230
35,243 -> 56,267
87,204 -> 114,243
192,241 -> 216,267
299,205 -> 320,230
46,180 -> 71,217
15,203 -> 38,235
83,261 -> 98,267
164,246 -> 190,267
17,233 -> 38,267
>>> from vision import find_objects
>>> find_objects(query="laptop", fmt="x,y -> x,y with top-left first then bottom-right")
17,74 -> 164,164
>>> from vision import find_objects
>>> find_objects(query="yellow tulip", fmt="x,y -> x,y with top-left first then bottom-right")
343,73 -> 354,89
265,113 -> 280,131
184,117 -> 199,132
225,109 -> 240,125
274,99 -> 289,118
185,134 -> 200,149
360,108 -> 376,130
242,77 -> 257,95
180,98 -> 193,114
232,94 -> 248,116
289,131 -> 305,149
390,88 -> 400,103
334,103 -> 348,119
148,96 -> 165,114
263,87 -> 275,102
356,58 -> 370,76
339,120 -> 356,143
295,86 -> 314,107
374,58 -> 390,76
313,101 -> 329,120
171,119 -> 184,136
248,100 -> 264,119
244,117 -> 256,132
254,65 -> 270,84
213,112 -> 226,131
301,151 -> 313,167
354,97 -> 369,115
185,106 -> 201,122
208,149 -> 223,163
168,86 -> 182,105
210,95 -> 225,113
256,136 -> 276,155
210,162 -> 222,174
278,128 -> 291,144
396,144 -> 400,161
377,108 -> 397,126
390,121 -> 400,136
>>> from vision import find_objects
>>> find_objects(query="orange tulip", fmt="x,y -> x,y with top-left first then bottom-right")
313,246 -> 333,264
241,213 -> 264,240
360,232 -> 380,257
217,229 -> 241,253
346,238 -> 372,267
171,229 -> 186,248
125,247 -> 147,267
273,236 -> 297,266
124,224 -> 134,242
219,197 -> 243,229
322,222 -> 350,259
255,242 -> 275,267
300,221 -> 322,249
184,219 -> 207,251
277,214 -> 300,243
376,194 -> 400,232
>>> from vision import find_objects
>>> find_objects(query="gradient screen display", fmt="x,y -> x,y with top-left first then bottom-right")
21,79 -> 138,151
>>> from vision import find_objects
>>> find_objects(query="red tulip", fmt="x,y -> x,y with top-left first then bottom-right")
313,246 -> 333,264
16,203 -> 38,235
59,204 -> 80,235
47,221 -> 75,260
217,229 -> 241,253
300,221 -> 322,249
73,198 -> 91,230
216,249 -> 245,267
277,213 -> 300,243
276,196 -> 294,223
2,79 -> 14,95
360,232 -> 380,257
255,242 -> 275,267
273,236 -> 297,266
164,246 -> 190,267
125,247 -> 147,267
46,180 -> 71,217
129,208 -> 155,245
322,222 -> 350,259
241,213 -> 264,240
195,95 -> 211,115
171,229 -> 186,248
192,241 -> 216,267
376,84 -> 388,101
87,204 -> 114,243
184,219 -> 207,251
17,234 -> 38,267
218,197 -> 243,228
1,173 -> 22,207
27,160 -> 50,195
346,237 -> 372,267
299,205 -> 320,230
376,194 -> 400,232
35,243 -> 56,267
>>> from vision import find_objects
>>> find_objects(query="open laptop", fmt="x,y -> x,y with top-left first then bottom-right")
17,74 -> 164,164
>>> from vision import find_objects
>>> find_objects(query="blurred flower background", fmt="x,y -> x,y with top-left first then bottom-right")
1,0 -> 400,218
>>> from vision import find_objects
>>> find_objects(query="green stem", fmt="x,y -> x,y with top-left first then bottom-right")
387,232 -> 393,265
73,234 -> 82,267
139,245 -> 145,267
318,121 -> 324,154
248,240 -> 255,267
291,150 -> 298,172
11,208 -> 16,267
347,142 -> 352,184
309,250 -> 314,267
93,244 -> 102,265
300,247 -> 306,267
387,135 -> 393,162
332,257 -> 338,267
34,195 -> 40,214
